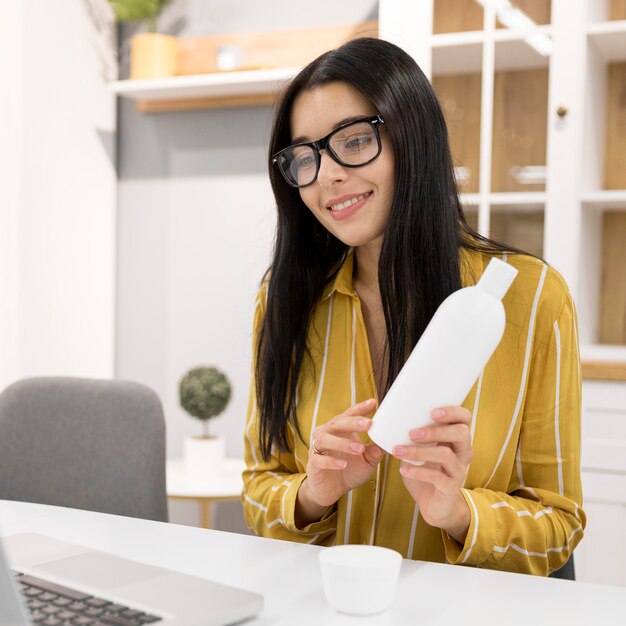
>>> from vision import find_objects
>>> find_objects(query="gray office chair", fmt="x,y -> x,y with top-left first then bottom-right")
549,557 -> 575,581
0,377 -> 168,522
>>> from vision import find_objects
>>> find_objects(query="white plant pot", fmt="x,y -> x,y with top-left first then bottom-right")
183,435 -> 226,480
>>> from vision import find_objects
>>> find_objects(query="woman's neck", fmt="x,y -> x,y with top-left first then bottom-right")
353,238 -> 382,296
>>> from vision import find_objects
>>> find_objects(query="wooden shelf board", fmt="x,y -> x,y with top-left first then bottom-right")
109,67 -> 299,102
582,360 -> 626,381
581,344 -> 626,381
588,20 -> 626,61
581,190 -> 626,209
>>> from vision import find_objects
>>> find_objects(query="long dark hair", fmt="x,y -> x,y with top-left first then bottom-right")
257,37 -> 521,461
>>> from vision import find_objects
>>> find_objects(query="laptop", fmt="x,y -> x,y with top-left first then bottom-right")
0,532 -> 263,626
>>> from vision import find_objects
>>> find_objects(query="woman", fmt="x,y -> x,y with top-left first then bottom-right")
242,37 -> 584,576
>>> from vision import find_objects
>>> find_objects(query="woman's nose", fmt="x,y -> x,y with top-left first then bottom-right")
316,150 -> 347,187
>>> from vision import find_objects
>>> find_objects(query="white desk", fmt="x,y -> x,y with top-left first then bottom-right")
166,459 -> 245,529
1,500 -> 625,626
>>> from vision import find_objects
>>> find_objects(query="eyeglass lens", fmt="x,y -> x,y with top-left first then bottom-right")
277,120 -> 381,187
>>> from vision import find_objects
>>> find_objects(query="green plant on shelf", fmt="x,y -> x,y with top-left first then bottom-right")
108,0 -> 170,33
179,366 -> 232,438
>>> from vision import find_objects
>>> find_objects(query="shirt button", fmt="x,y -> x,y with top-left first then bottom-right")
369,480 -> 376,490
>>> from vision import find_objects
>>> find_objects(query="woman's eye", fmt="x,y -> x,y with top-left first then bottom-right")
344,134 -> 374,150
295,154 -> 315,168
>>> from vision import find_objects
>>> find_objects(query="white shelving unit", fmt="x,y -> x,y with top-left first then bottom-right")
378,0 -> 626,588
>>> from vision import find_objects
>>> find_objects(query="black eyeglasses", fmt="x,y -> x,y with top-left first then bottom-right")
272,115 -> 385,188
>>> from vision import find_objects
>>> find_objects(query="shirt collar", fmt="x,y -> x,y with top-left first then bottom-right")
320,247 -> 485,301
321,251 -> 357,301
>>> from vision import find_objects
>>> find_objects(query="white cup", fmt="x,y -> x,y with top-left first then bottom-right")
318,545 -> 402,615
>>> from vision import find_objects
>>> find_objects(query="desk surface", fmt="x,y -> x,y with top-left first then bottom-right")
1,500 -> 624,626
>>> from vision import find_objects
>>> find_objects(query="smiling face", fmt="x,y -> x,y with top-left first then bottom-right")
290,82 -> 395,250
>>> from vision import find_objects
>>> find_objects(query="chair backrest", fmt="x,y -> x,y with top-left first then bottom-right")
548,556 -> 576,581
0,377 -> 168,522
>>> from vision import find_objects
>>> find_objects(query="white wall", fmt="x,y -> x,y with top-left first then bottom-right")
0,0 -> 117,388
116,104 -> 276,462
0,0 -> 24,386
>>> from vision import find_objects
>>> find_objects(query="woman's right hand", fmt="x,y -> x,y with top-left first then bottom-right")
295,399 -> 384,525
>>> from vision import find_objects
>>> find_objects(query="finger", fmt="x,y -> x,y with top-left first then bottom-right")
343,398 -> 377,417
393,444 -> 465,478
315,414 -> 373,437
408,423 -> 471,445
429,406 -> 472,425
399,463 -> 457,492
363,443 -> 385,466
313,431 -> 366,456
309,454 -> 347,470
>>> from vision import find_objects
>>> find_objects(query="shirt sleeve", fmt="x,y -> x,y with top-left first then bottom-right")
241,286 -> 338,544
442,275 -> 586,575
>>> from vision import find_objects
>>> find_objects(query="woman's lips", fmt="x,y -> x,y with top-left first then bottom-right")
326,192 -> 372,220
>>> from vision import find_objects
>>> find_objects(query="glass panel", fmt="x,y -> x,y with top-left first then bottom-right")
609,0 -> 626,20
605,62 -> 626,189
433,72 -> 482,194
491,64 -> 549,192
433,0 -> 483,34
599,210 -> 626,345
489,208 -> 544,257
496,0 -> 552,28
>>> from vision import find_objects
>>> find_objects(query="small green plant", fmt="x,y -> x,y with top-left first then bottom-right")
179,366 -> 232,438
108,0 -> 170,33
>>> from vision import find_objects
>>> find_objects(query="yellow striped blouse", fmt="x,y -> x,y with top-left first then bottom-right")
242,248 -> 585,575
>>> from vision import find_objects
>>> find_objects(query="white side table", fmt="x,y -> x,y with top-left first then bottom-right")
166,458 -> 245,529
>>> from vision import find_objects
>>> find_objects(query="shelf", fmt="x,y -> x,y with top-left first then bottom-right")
581,343 -> 626,360
109,67 -> 299,111
432,39 -> 483,75
460,193 -> 481,206
489,191 -> 546,208
581,344 -> 626,381
493,37 -> 551,71
587,20 -> 626,61
581,190 -> 626,209
431,26 -> 552,75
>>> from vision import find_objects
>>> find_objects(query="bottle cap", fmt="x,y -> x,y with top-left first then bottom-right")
476,257 -> 518,300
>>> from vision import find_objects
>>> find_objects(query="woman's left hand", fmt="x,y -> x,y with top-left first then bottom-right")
393,406 -> 473,543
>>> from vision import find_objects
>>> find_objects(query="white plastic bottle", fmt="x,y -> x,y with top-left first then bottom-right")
368,257 -> 518,458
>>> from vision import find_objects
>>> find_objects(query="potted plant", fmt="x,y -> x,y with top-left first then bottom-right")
108,0 -> 177,79
179,366 -> 232,477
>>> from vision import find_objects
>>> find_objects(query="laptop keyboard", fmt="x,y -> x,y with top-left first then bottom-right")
13,571 -> 162,626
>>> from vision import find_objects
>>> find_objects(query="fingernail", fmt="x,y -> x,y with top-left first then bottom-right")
393,446 -> 407,456
410,429 -> 424,440
349,441 -> 364,453
432,408 -> 445,419
357,418 -> 369,428
335,459 -> 347,468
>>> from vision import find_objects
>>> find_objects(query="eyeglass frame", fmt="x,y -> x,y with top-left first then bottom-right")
271,114 -> 386,188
